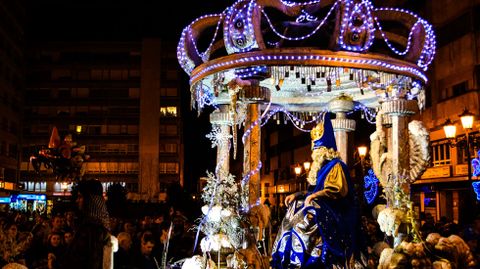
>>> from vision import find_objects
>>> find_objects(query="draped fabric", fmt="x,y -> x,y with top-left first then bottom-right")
83,194 -> 110,230
60,190 -> 111,269
272,159 -> 360,269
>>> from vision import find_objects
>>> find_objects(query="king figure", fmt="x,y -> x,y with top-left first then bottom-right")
271,113 -> 362,268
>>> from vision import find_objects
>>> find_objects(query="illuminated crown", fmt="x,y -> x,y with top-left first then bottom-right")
311,113 -> 337,150
177,0 -> 435,112
178,0 -> 435,74
310,122 -> 324,141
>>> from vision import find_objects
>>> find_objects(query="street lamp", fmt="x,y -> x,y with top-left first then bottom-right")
303,161 -> 311,172
358,146 -> 368,158
356,146 -> 369,174
294,165 -> 302,177
443,108 -> 478,181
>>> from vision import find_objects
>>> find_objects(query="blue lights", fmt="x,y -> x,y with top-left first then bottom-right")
473,182 -> 480,201
472,150 -> 480,177
472,150 -> 480,200
16,194 -> 47,201
364,169 -> 379,204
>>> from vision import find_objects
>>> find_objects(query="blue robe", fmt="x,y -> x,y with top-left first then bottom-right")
271,159 -> 359,268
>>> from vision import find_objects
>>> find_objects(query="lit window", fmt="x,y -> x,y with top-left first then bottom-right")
159,162 -> 179,174
160,106 -> 177,117
160,143 -> 177,153
431,143 -> 451,166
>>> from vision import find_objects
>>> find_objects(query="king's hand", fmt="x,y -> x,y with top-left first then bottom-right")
304,195 -> 315,207
284,193 -> 296,207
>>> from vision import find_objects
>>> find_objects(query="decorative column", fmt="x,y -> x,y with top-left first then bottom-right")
381,99 -> 417,198
209,105 -> 233,174
243,104 -> 262,206
382,98 -> 417,247
328,94 -> 356,165
241,85 -> 270,208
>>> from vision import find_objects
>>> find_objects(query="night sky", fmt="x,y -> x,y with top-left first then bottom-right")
26,0 -> 227,41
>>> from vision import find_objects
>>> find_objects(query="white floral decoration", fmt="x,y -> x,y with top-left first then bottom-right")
200,234 -> 233,252
201,205 -> 222,222
377,207 -> 406,237
196,170 -> 243,253
206,125 -> 232,148
201,171 -> 239,210
182,255 -> 217,269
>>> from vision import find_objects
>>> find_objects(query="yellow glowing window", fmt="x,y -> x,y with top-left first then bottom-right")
160,106 -> 177,117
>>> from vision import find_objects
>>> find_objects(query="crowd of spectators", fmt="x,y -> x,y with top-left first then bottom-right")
2,183 -> 480,269
0,180 -> 196,269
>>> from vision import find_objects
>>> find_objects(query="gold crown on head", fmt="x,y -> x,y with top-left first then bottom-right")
310,122 -> 324,141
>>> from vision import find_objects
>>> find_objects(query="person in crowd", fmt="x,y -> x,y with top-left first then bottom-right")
122,221 -> 136,240
62,228 -> 74,246
28,215 -> 50,267
464,215 -> 480,264
272,114 -> 363,268
0,222 -> 31,266
60,179 -> 112,269
131,234 -> 159,269
114,232 -> 132,269
152,222 -> 171,266
139,216 -> 153,232
109,217 -> 120,236
420,213 -> 436,238
64,211 -> 75,231
31,232 -> 65,269
46,232 -> 64,258
50,216 -> 64,234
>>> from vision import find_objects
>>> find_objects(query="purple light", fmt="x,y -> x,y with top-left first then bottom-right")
178,0 -> 436,78
189,53 -> 428,83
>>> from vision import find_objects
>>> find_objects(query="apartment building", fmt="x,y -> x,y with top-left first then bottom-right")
20,40 -> 184,201
0,0 -> 25,192
413,1 -> 480,224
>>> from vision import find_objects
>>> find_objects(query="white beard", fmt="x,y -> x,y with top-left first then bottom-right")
307,151 -> 326,186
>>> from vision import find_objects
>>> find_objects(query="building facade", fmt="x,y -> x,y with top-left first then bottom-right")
21,40 -> 184,201
260,123 -> 311,210
413,1 -> 480,224
0,0 -> 25,192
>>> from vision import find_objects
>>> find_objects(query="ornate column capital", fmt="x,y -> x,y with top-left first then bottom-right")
331,118 -> 356,132
382,113 -> 393,128
328,94 -> 354,113
381,99 -> 418,116
210,110 -> 233,125
239,85 -> 271,103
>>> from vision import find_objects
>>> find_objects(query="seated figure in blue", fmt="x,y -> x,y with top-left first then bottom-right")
272,113 -> 361,269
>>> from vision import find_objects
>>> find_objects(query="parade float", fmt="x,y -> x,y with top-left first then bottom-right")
29,126 -> 90,181
177,0 -> 475,267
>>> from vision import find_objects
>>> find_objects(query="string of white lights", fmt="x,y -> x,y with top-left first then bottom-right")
261,1 -> 338,41
279,0 -> 322,7
373,6 -> 436,69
